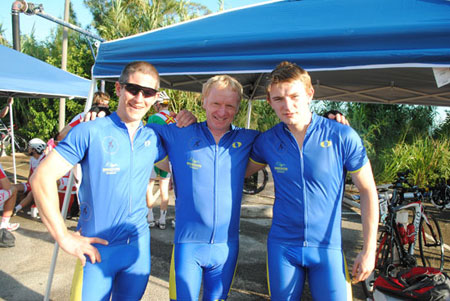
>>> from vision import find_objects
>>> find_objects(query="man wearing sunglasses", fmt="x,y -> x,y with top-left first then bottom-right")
30,61 -> 195,300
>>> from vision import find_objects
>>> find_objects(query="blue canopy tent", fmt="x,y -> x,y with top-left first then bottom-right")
92,0 -> 450,108
0,45 -> 92,182
0,45 -> 91,99
0,45 -> 93,300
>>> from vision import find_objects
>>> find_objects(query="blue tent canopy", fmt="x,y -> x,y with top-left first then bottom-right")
93,0 -> 450,106
0,45 -> 91,99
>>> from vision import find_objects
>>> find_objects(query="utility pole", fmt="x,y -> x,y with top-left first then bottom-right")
11,0 -> 26,51
59,0 -> 70,132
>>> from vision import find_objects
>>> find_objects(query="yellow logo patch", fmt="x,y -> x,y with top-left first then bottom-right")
232,142 -> 242,148
187,157 -> 202,170
320,140 -> 332,148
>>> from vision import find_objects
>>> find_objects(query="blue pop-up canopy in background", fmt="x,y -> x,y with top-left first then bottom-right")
93,0 -> 450,106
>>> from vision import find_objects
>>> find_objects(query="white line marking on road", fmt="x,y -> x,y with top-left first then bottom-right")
3,163 -> 27,171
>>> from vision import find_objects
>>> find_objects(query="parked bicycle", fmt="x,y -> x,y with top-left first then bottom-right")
427,178 -> 450,211
0,119 -> 27,153
361,170 -> 444,298
243,167 -> 269,195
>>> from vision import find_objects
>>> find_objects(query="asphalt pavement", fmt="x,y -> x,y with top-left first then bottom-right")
1,153 -> 449,301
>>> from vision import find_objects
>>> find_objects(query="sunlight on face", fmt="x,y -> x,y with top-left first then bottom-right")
115,72 -> 158,125
268,80 -> 314,126
203,85 -> 240,135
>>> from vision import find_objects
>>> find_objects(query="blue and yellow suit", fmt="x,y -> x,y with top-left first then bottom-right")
152,121 -> 259,301
57,112 -> 166,301
250,114 -> 368,300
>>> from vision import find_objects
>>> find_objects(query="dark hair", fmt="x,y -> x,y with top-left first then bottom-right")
118,61 -> 160,89
89,105 -> 111,116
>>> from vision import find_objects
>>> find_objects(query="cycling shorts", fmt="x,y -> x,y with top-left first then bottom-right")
267,241 -> 352,301
70,231 -> 151,301
169,241 -> 238,301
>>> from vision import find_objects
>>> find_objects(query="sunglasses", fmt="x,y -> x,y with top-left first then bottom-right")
120,82 -> 158,98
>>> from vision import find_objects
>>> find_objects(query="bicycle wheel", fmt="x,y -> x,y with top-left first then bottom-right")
430,185 -> 450,210
362,230 -> 392,297
13,135 -> 28,152
243,168 -> 269,195
418,216 -> 444,271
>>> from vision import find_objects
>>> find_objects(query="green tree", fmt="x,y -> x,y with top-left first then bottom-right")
0,23 -> 10,46
84,0 -> 210,40
6,3 -> 95,142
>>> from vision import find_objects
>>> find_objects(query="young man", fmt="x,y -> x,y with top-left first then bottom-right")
146,91 -> 175,230
246,61 -> 379,300
30,61 -> 194,300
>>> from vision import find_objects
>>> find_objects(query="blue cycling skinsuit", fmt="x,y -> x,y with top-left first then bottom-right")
250,114 -> 368,301
151,121 -> 259,301
56,112 -> 166,300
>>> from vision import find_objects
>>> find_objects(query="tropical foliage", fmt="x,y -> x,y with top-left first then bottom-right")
1,1 -> 449,186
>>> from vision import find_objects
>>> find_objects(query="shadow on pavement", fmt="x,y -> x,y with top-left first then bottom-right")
0,270 -> 43,301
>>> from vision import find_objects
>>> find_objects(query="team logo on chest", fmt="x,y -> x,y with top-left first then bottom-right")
277,142 -> 287,154
187,157 -> 202,170
232,141 -> 242,148
102,136 -> 120,154
320,140 -> 333,148
188,136 -> 204,151
102,162 -> 120,175
274,161 -> 288,173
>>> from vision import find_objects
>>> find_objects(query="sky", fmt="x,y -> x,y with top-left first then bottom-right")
0,0 -> 270,43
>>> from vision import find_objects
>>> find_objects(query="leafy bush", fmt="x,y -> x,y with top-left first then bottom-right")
378,136 -> 450,186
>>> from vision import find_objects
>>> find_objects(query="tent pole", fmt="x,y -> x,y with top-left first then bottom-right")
245,73 -> 264,129
44,80 -> 96,300
44,171 -> 75,301
246,98 -> 253,129
8,99 -> 16,183
84,78 -> 96,113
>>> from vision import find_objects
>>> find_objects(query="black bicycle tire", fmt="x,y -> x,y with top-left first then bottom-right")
243,168 -> 269,195
361,231 -> 393,297
431,188 -> 446,209
418,216 -> 444,271
13,135 -> 28,152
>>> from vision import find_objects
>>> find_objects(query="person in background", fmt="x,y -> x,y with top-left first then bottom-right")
0,97 -> 13,119
13,138 -> 47,218
0,163 -> 18,232
146,91 -> 175,230
56,91 -> 110,142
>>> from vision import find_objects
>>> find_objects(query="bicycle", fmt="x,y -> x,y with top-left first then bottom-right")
0,119 -> 27,153
427,178 -> 450,211
243,167 -> 269,195
361,170 -> 445,298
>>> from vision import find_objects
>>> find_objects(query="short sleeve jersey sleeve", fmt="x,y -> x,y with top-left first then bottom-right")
55,122 -> 90,166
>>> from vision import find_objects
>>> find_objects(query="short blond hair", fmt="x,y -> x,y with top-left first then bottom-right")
266,61 -> 312,99
202,75 -> 243,103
